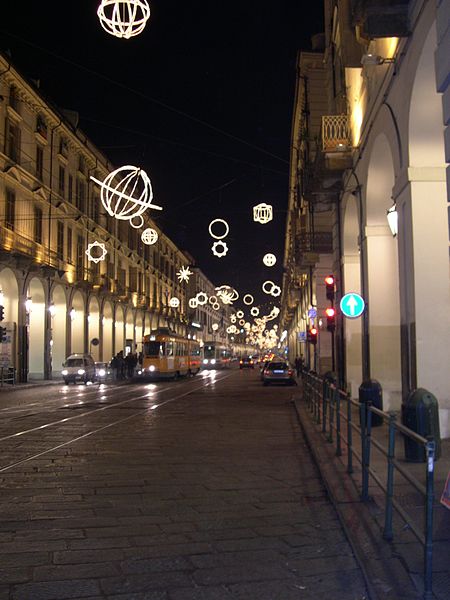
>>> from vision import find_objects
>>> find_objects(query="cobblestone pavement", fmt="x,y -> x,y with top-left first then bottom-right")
0,369 -> 370,599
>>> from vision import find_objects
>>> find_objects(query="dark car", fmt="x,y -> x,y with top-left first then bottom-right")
262,361 -> 296,385
239,356 -> 254,369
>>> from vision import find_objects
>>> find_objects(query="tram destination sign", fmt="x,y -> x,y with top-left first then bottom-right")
340,293 -> 365,319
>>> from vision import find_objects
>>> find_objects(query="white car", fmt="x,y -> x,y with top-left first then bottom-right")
62,354 -> 96,385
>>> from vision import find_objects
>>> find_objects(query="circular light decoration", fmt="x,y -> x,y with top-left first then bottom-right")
230,314 -> 237,323
169,297 -> 180,308
129,214 -> 144,229
195,292 -> 208,306
239,319 -> 245,326
208,295 -> 218,305
208,218 -> 229,240
212,240 -> 228,258
85,241 -> 107,263
253,203 -> 273,224
97,0 -> 151,39
212,323 -> 219,331
90,166 -> 162,223
262,281 -> 281,297
177,265 -> 193,283
236,310 -> 244,319
188,298 -> 198,309
263,253 -> 277,267
212,302 -> 221,311
141,228 -> 158,245
250,307 -> 260,317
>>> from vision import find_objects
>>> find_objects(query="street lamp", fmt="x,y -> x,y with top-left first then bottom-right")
386,204 -> 398,237
25,297 -> 33,313
48,303 -> 56,318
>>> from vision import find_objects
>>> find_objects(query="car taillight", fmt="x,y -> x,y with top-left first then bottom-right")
239,360 -> 243,364
288,370 -> 293,376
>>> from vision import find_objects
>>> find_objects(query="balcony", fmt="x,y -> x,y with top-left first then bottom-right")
296,231 -> 333,254
351,0 -> 410,38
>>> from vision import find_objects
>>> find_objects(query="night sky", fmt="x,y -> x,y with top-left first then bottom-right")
1,1 -> 324,311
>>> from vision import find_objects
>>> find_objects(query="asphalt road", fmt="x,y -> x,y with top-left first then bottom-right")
0,367 -> 369,600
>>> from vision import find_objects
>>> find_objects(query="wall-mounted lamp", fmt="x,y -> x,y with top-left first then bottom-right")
387,204 -> 398,237
25,297 -> 33,313
48,303 -> 56,318
361,53 -> 395,67
69,308 -> 76,321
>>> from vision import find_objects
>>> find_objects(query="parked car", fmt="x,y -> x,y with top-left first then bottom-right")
261,360 -> 296,386
62,354 -> 96,385
239,356 -> 254,369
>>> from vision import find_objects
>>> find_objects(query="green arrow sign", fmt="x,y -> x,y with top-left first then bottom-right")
340,293 -> 365,318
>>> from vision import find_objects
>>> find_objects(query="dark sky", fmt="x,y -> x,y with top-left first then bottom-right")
1,1 -> 324,312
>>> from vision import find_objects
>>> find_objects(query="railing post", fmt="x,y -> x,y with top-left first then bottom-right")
423,438 -> 435,600
322,380 -> 327,432
347,391 -> 353,473
315,377 -> 321,424
383,412 -> 396,541
335,388 -> 342,456
361,400 -> 372,501
327,386 -> 334,443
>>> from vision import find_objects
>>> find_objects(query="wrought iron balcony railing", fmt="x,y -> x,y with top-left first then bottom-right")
322,115 -> 351,153
295,231 -> 333,254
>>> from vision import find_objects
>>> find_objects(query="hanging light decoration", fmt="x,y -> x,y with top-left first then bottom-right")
253,203 -> 273,224
85,241 -> 107,263
169,297 -> 180,308
211,241 -> 228,257
177,265 -> 193,283
97,0 -> 151,39
141,228 -> 158,245
263,253 -> 277,267
208,218 -> 229,240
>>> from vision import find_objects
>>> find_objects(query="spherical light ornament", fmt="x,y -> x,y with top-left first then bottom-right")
263,253 -> 277,267
212,240 -> 228,258
141,228 -> 158,245
169,297 -> 180,308
243,294 -> 254,305
97,0 -> 151,40
208,218 -> 229,240
90,165 -> 161,223
253,203 -> 273,224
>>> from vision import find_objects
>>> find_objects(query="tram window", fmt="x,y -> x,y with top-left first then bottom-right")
204,345 -> 215,359
191,346 -> 200,356
166,341 -> 174,356
144,341 -> 161,357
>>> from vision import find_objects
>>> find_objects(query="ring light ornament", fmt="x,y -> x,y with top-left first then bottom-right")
250,307 -> 260,317
141,228 -> 158,245
243,294 -> 254,305
90,165 -> 161,223
86,241 -> 107,263
212,323 -> 219,331
195,292 -> 208,306
253,203 -> 273,224
236,310 -> 244,319
211,240 -> 228,258
212,302 -> 221,311
208,218 -> 229,240
97,0 -> 151,39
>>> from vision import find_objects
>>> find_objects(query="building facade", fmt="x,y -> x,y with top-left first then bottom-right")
0,53 -> 224,381
281,0 -> 450,437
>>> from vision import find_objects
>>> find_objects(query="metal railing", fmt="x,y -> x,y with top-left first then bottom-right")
301,370 -> 436,600
322,115 -> 351,152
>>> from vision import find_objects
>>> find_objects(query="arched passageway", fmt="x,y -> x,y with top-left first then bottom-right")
51,285 -> 67,376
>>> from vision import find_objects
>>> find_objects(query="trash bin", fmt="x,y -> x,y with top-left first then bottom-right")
402,388 -> 441,462
359,379 -> 384,427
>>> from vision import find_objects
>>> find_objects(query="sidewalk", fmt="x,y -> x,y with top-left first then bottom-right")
293,389 -> 450,600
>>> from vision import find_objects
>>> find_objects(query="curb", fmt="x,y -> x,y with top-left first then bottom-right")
292,397 -> 421,600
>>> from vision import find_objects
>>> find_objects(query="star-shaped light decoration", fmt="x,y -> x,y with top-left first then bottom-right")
177,265 -> 193,283
85,241 -> 107,263
212,240 -> 228,258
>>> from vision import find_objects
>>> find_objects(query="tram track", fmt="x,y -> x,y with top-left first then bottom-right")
0,371 -> 232,474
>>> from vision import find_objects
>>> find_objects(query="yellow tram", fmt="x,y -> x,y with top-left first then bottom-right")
140,328 -> 201,379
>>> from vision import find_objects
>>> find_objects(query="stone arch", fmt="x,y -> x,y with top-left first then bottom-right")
125,307 -> 135,353
88,296 -> 100,361
102,300 -> 114,362
50,284 -> 67,376
70,291 -> 85,354
365,132 -> 401,410
0,268 -> 19,372
27,277 -> 46,378
114,304 -> 124,354
135,310 -> 144,353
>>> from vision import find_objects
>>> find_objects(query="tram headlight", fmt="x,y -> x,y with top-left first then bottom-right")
211,359 -> 216,365
61,369 -> 68,376
203,359 -> 208,364
149,365 -> 156,372
78,369 -> 85,375
98,369 -> 106,377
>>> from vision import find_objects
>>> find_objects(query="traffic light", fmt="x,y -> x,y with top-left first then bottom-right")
325,275 -> 335,301
0,326 -> 6,343
325,307 -> 336,332
307,326 -> 318,345
0,305 -> 4,321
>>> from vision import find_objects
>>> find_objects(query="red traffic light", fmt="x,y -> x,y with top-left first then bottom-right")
310,327 -> 318,335
325,307 -> 335,318
324,275 -> 335,286
325,274 -> 335,300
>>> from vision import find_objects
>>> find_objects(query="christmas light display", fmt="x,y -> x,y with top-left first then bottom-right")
141,228 -> 158,245
97,0 -> 151,39
85,241 -> 107,263
211,241 -> 228,257
253,203 -> 273,224
169,297 -> 180,308
177,265 -> 193,283
208,218 -> 229,240
263,253 -> 276,267
243,294 -> 254,305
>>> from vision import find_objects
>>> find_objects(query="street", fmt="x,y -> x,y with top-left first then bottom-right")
0,368 -> 369,599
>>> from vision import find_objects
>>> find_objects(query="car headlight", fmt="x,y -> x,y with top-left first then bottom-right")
77,369 -> 85,375
149,365 -> 155,372
98,369 -> 106,377
203,359 -> 208,364
62,369 -> 68,376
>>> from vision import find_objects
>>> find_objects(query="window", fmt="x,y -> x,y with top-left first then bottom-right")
36,115 -> 47,139
93,196 -> 100,223
36,145 -> 44,180
58,137 -> 68,158
76,235 -> 84,279
68,174 -> 73,203
107,261 -> 115,279
129,267 -> 138,291
67,228 -> 72,263
34,206 -> 43,244
75,177 -> 86,213
57,221 -> 64,259
58,165 -> 65,197
5,189 -> 15,230
9,85 -> 19,112
78,155 -> 86,174
5,120 -> 21,163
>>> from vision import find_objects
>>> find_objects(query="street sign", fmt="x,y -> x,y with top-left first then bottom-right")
308,308 -> 317,318
298,331 -> 307,342
340,293 -> 365,319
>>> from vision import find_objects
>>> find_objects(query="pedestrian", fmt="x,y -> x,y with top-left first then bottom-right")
110,354 -> 119,380
295,356 -> 301,377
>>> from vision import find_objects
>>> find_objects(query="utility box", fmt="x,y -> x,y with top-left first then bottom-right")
402,388 -> 441,462
359,379 -> 384,427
